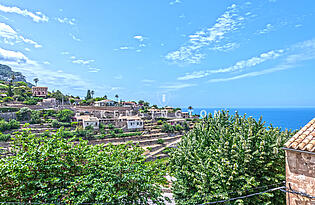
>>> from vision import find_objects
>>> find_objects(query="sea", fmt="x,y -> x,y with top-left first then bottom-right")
181,108 -> 315,131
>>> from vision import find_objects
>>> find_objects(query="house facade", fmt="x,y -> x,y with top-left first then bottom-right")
283,118 -> 315,205
74,114 -> 99,130
32,87 -> 48,97
117,116 -> 143,130
94,99 -> 116,107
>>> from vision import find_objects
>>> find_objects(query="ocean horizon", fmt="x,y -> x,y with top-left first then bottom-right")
181,107 -> 315,130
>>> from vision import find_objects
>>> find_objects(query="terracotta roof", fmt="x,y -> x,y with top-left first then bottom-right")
284,118 -> 315,152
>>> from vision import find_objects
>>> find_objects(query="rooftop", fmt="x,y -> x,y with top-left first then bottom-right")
284,118 -> 315,152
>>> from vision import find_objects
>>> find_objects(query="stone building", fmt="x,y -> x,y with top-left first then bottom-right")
283,118 -> 315,205
32,87 -> 48,97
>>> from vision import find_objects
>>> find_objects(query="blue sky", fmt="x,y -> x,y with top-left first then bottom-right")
0,0 -> 314,108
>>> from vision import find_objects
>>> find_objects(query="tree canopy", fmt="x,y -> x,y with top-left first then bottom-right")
0,129 -> 169,204
169,111 -> 292,205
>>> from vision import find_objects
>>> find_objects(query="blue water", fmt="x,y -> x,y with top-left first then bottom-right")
181,108 -> 315,131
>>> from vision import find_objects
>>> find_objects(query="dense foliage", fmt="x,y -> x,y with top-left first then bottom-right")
0,119 -> 20,132
169,111 -> 292,205
0,129 -> 169,204
57,109 -> 74,122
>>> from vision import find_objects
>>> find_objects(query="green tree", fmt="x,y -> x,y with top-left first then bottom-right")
0,129 -> 169,204
16,107 -> 32,121
91,90 -> 94,98
169,111 -> 292,205
86,90 -> 92,100
57,109 -> 74,122
115,94 -> 119,103
33,78 -> 39,86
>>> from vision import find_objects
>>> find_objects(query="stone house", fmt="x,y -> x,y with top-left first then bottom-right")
74,114 -> 99,130
283,118 -> 315,205
117,116 -> 144,130
32,87 -> 48,97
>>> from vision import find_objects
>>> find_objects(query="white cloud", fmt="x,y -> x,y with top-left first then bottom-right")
169,0 -> 181,5
24,48 -> 30,52
178,49 -> 284,80
210,42 -> 240,52
0,4 -> 48,22
43,61 -> 50,65
208,39 -> 315,83
0,22 -> 42,48
0,47 -> 28,63
134,35 -> 144,42
56,17 -> 75,25
160,83 -> 196,90
166,4 -> 245,64
72,59 -> 94,65
258,23 -> 273,34
0,47 -> 90,90
88,67 -> 101,73
70,33 -> 81,42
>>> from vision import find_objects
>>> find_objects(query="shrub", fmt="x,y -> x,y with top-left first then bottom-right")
23,98 -> 38,105
3,97 -> 13,102
169,111 -> 293,205
107,123 -> 114,129
0,133 -> 10,141
52,120 -> 71,128
157,139 -> 165,144
0,119 -> 20,132
16,107 -> 32,121
0,129 -> 169,204
57,109 -> 74,122
8,119 -> 20,129
157,120 -> 163,125
71,121 -> 78,127
30,110 -> 41,124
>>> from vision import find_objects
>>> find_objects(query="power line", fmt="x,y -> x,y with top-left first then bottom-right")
280,187 -> 315,199
201,186 -> 285,204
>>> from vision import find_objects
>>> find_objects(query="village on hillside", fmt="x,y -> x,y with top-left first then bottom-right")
0,80 -> 199,161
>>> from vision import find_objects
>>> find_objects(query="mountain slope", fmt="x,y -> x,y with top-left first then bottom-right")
0,64 -> 33,87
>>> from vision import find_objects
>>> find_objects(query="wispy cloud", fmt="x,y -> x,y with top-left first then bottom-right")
208,39 -> 315,83
0,47 -> 28,63
88,67 -> 101,73
0,22 -> 42,48
70,33 -> 81,42
169,0 -> 181,5
160,83 -> 196,90
178,49 -> 284,80
115,35 -> 148,52
166,4 -> 245,65
114,75 -> 123,80
56,17 -> 76,25
134,35 -> 145,42
0,4 -> 48,22
257,23 -> 273,34
72,59 -> 94,65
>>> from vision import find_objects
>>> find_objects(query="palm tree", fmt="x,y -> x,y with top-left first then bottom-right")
91,90 -> 95,98
104,95 -> 107,99
33,78 -> 39,86
188,106 -> 193,117
115,94 -> 119,105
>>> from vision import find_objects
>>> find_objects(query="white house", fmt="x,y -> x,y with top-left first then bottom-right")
118,116 -> 144,130
94,99 -> 116,107
75,115 -> 99,130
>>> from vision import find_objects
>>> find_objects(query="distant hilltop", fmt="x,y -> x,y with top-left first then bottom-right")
0,64 -> 33,87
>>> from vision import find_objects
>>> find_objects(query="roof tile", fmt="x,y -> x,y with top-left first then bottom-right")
284,118 -> 315,152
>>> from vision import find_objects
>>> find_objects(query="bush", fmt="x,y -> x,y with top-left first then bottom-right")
169,111 -> 292,205
157,139 -> 165,144
157,120 -> 163,125
3,97 -> 13,102
51,120 -> 71,128
16,107 -> 32,121
0,133 -> 10,141
30,110 -> 41,124
0,119 -> 20,132
57,109 -> 74,122
0,129 -> 169,203
23,98 -> 38,105
107,123 -> 114,129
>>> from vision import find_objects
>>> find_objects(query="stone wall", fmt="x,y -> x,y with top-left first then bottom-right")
0,112 -> 16,121
285,150 -> 315,205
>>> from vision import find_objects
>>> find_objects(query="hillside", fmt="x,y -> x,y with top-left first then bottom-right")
0,64 -> 33,87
